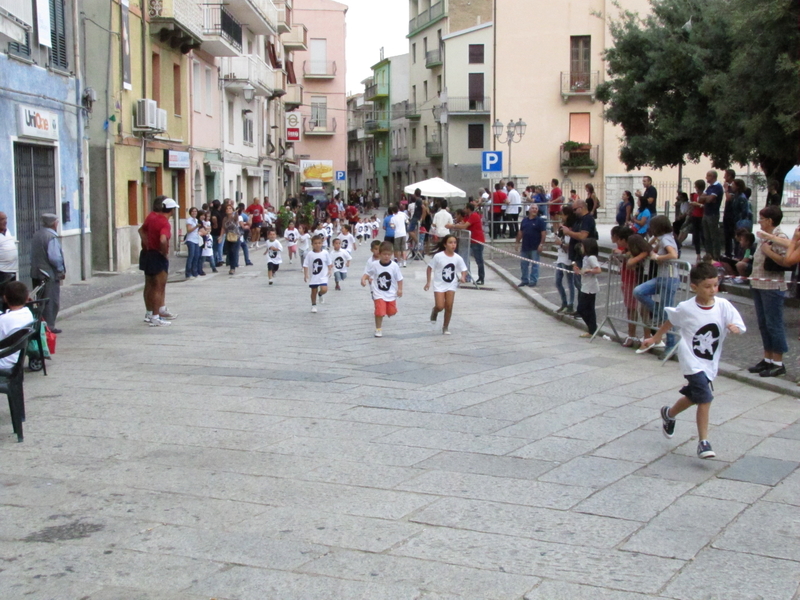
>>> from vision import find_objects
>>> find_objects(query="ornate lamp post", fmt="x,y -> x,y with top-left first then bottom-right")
493,118 -> 526,179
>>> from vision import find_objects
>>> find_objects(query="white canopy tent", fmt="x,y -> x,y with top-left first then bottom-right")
404,177 -> 466,198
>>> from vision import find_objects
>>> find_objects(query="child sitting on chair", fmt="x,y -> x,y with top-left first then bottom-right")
0,281 -> 34,369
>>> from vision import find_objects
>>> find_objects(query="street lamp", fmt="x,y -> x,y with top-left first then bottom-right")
242,84 -> 256,103
493,118 -> 526,179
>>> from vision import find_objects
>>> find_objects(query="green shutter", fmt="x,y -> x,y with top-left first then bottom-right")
49,0 -> 68,69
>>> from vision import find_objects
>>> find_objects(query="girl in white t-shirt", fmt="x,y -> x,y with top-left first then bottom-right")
297,223 -> 311,266
574,238 -> 602,338
424,234 -> 468,335
283,221 -> 299,264
198,212 -> 217,274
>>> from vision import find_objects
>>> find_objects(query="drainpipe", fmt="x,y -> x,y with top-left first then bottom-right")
105,2 -> 115,271
73,0 -> 86,279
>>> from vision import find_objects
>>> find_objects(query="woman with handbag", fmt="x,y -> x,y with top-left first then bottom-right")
749,205 -> 790,378
221,203 -> 243,275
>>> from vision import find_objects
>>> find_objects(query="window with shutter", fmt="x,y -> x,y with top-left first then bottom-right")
468,44 -> 484,64
49,0 -> 68,69
468,73 -> 484,109
468,124 -> 484,149
8,30 -> 31,58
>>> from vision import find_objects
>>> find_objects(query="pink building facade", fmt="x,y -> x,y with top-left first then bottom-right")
290,0 -> 348,191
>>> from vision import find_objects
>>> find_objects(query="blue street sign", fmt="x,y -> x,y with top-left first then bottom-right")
335,170 -> 346,181
482,151 -> 503,172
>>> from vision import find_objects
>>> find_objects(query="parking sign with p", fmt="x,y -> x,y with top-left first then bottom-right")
482,151 -> 503,173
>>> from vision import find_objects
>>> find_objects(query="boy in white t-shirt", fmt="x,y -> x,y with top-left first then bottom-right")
303,235 -> 333,312
330,238 -> 352,291
363,239 -> 381,274
263,230 -> 283,285
642,262 -> 745,459
337,224 -> 357,253
361,241 -> 403,337
0,281 -> 34,370
283,221 -> 299,264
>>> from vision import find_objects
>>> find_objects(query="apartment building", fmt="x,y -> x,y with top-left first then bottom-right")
0,0 -> 89,283
346,93 -> 374,192
290,0 -> 347,191
406,0 -> 491,187
441,21 -> 492,197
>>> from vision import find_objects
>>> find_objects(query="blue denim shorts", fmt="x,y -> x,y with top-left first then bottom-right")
680,372 -> 714,405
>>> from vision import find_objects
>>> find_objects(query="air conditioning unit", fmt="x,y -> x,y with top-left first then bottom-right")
135,99 -> 158,129
156,108 -> 168,132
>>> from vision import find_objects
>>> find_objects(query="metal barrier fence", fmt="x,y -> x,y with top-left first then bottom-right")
595,254 -> 694,345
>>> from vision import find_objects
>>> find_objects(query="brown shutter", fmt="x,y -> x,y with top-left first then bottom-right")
286,59 -> 297,84
468,73 -> 484,102
468,44 -> 484,64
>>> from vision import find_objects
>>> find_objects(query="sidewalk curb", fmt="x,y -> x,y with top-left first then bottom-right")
485,259 -> 800,399
59,282 -> 145,321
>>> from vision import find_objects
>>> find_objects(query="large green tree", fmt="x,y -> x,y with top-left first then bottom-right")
597,0 -> 800,199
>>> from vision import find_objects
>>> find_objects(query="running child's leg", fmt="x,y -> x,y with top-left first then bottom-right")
696,402 -> 711,441
431,292 -> 445,322
318,284 -> 328,301
310,286 -> 318,305
443,290 -> 455,330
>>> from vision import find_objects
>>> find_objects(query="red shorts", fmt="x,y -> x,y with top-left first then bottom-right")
373,299 -> 397,317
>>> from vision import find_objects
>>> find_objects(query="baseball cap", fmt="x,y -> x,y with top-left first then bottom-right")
161,197 -> 178,210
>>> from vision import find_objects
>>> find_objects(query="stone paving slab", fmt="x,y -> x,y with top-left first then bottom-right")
3,250 -> 800,598
718,455 -> 799,486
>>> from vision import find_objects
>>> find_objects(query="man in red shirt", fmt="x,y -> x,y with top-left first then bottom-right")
492,182 -> 507,239
245,198 -> 263,246
549,178 -> 563,218
327,200 -> 339,221
345,203 -> 359,229
446,202 -> 486,285
138,196 -> 178,327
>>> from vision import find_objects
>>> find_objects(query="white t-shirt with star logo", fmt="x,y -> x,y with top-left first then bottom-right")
331,249 -> 352,273
266,240 -> 283,264
303,250 -> 332,285
429,251 -> 468,293
365,259 -> 403,301
664,296 -> 745,381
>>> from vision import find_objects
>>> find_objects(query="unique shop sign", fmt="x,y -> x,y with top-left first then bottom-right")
17,105 -> 58,140
164,150 -> 190,169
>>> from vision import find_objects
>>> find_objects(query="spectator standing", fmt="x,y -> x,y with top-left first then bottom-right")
560,199 -> 597,291
184,206 -> 202,278
505,181 -> 522,238
138,197 -> 178,327
722,169 -> 737,257
0,212 -> 18,309
390,205 -> 409,266
549,178 -> 564,219
30,213 -> 66,332
245,198 -> 263,246
631,195 -> 652,236
553,206 -> 576,314
210,200 -> 224,266
492,183 -> 507,239
446,202 -> 486,285
585,183 -> 601,219
699,170 -> 724,260
515,204 -> 547,287
616,190 -> 635,227
431,199 -> 454,241
636,176 -> 658,216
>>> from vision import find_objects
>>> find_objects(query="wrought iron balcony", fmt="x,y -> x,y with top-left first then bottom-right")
409,1 -> 445,36
560,143 -> 599,176
560,71 -> 600,102
303,60 -> 337,78
364,111 -> 390,133
365,81 -> 389,101
202,5 -> 242,56
445,96 -> 491,115
425,49 -> 442,68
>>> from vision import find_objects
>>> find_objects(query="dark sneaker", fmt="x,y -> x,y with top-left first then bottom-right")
697,440 -> 716,459
760,364 -> 786,378
747,359 -> 770,374
556,305 -> 568,313
661,406 -> 676,438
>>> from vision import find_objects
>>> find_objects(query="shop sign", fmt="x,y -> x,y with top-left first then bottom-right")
164,150 -> 190,169
17,105 -> 58,140
286,112 -> 301,142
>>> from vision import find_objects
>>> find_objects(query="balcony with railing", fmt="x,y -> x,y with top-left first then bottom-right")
365,80 -> 389,101
282,22 -> 307,51
220,54 -> 274,96
426,139 -> 443,158
148,0 -> 203,50
425,49 -> 442,68
274,0 -> 291,33
364,111 -> 390,134
304,117 -> 337,135
348,159 -> 361,171
560,71 -> 600,102
446,96 -> 491,115
225,0 -> 278,36
201,5 -> 242,56
408,1 -> 445,36
392,148 -> 409,161
284,82 -> 302,108
560,142 -> 599,176
303,60 -> 337,79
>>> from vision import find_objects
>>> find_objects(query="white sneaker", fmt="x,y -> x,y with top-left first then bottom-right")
159,309 -> 178,320
148,316 -> 171,327
311,305 -> 317,313
319,294 -> 325,304
143,313 -> 152,324
429,320 -> 437,331
443,328 -> 451,335
374,329 -> 382,337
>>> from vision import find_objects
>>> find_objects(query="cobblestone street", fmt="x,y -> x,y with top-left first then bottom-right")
2,248 -> 800,599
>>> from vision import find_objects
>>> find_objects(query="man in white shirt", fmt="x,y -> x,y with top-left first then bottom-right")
0,212 -> 18,310
432,199 -> 454,240
505,181 -> 522,238
390,209 -> 409,266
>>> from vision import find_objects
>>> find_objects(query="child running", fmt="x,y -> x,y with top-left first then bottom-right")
337,224 -> 358,252
364,239 -> 381,273
284,220 -> 299,264
264,230 -> 283,285
573,238 -> 602,338
303,235 -> 333,312
330,237 -> 352,291
361,241 -> 403,337
424,234 -> 468,335
297,223 -> 311,266
641,262 -> 745,459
